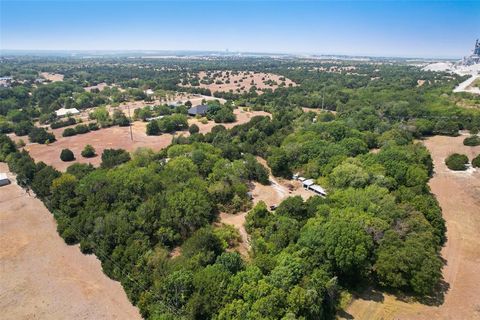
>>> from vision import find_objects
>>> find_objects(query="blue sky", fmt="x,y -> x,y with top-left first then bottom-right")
1,1 -> 479,58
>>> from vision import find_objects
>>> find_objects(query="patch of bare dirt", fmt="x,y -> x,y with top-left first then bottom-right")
417,79 -> 426,87
0,163 -> 142,320
342,135 -> 480,320
219,212 -> 250,257
84,82 -> 109,92
40,72 -> 64,82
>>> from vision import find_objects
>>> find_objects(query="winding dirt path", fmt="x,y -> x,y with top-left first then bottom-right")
343,135 -> 480,320
0,163 -> 142,320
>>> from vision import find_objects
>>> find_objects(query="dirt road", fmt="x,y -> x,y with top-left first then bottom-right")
0,163 -> 142,320
343,135 -> 480,319
219,157 -> 316,256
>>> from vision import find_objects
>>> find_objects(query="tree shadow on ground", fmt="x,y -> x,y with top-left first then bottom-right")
337,309 -> 354,319
350,286 -> 385,303
338,274 -> 450,319
394,278 -> 450,307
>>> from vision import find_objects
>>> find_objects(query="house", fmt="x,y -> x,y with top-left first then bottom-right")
0,76 -> 13,88
55,107 -> 80,117
0,173 -> 10,186
188,105 -> 209,116
144,89 -> 154,96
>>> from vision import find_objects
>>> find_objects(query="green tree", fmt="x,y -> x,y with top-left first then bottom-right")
189,124 -> 200,135
28,127 -> 56,144
146,120 -> 160,135
60,148 -> 75,162
445,153 -> 468,171
81,144 -> 96,158
101,148 -> 131,168
472,154 -> 480,168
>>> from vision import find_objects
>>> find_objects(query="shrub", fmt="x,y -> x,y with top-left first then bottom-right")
62,127 -> 77,137
472,154 -> 480,168
81,144 -> 96,158
113,110 -> 130,126
463,135 -> 480,146
146,120 -> 160,135
14,121 -> 33,136
434,120 -> 459,136
74,124 -> 90,134
0,121 -> 13,133
66,163 -> 95,179
28,127 -> 56,144
60,148 -> 75,162
445,153 -> 468,171
189,124 -> 200,134
51,117 -> 76,129
101,148 -> 131,168
88,122 -> 99,131
16,139 -> 26,148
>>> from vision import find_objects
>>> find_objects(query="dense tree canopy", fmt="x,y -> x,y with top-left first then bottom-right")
1,56 -> 476,320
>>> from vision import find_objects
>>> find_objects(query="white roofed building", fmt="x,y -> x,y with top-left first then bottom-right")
0,173 -> 10,186
55,107 -> 80,117
302,179 -> 315,188
310,184 -> 327,196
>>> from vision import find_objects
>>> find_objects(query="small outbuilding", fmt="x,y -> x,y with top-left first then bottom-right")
188,105 -> 209,116
0,173 -> 10,186
55,107 -> 80,117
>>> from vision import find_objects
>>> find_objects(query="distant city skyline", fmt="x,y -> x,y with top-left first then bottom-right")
1,1 -> 479,59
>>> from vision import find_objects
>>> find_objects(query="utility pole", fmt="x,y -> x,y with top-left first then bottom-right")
126,104 -> 133,141
321,86 -> 325,110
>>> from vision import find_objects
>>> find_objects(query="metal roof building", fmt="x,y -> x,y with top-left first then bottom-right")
309,184 -> 327,196
188,105 -> 209,116
0,173 -> 10,186
302,179 -> 315,188
55,107 -> 80,117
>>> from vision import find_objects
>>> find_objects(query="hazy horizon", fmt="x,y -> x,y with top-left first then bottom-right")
1,1 -> 479,59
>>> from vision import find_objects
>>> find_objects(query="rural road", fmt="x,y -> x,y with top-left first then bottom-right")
453,73 -> 480,94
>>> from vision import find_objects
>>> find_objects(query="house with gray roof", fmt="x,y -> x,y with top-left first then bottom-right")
188,105 -> 209,116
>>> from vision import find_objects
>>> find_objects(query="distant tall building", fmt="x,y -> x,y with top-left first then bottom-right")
461,39 -> 480,66
474,39 -> 480,56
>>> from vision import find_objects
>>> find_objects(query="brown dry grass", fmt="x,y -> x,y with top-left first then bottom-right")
0,163 -> 141,320
342,134 -> 480,320
180,71 -> 296,94
40,72 -> 64,82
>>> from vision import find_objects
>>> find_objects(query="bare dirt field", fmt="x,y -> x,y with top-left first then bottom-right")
180,71 -> 296,94
40,72 -> 64,82
0,163 -> 141,320
342,134 -> 480,320
21,109 -> 270,171
84,82 -> 109,92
